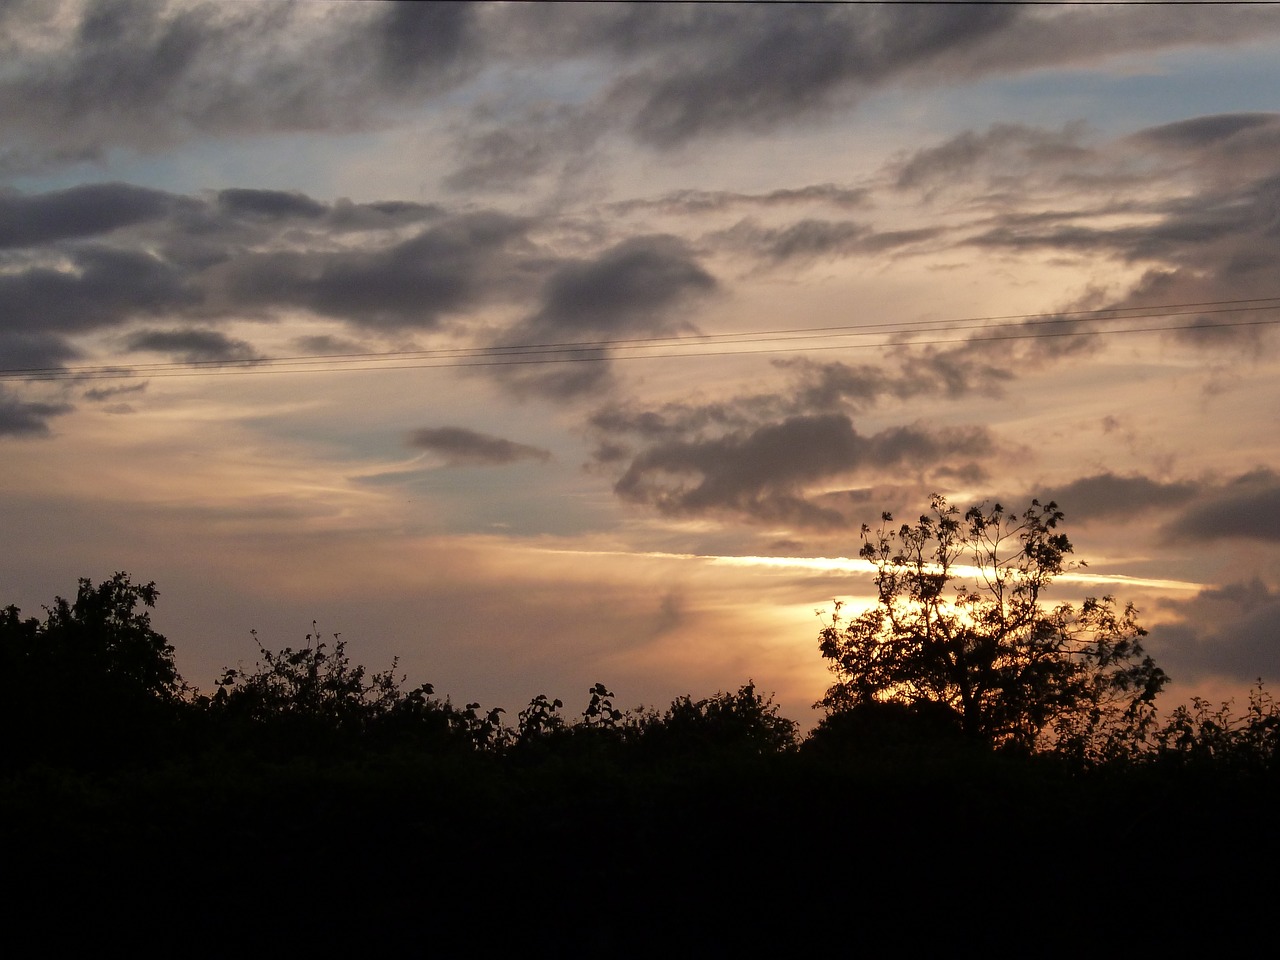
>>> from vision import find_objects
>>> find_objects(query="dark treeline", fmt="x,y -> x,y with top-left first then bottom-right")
3,572 -> 1278,947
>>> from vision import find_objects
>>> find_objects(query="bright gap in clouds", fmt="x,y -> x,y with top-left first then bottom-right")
533,549 -> 1204,594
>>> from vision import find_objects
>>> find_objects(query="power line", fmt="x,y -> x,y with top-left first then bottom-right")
4,295 -> 1279,383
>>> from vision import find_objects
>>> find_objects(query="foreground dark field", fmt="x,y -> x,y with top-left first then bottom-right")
6,743 -> 1276,949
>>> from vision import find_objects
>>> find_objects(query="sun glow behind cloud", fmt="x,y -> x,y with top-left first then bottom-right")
532,548 -> 1205,592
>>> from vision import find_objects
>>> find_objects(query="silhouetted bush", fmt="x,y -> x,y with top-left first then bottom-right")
803,699 -> 970,761
638,682 -> 798,759
1154,681 -> 1278,774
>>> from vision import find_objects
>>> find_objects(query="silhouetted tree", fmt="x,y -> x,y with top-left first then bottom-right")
0,572 -> 184,766
817,496 -> 1167,760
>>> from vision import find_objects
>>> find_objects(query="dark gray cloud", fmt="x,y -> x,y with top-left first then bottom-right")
445,126 -> 559,193
1102,167 -> 1280,347
210,193 -> 444,233
4,2 -> 1279,176
0,387 -> 73,437
775,353 -> 1012,410
967,170 -> 1280,266
470,6 -> 1280,182
407,426 -> 551,468
1036,473 -> 1201,523
494,360 -> 616,403
591,400 -> 754,445
1149,578 -> 1280,684
0,185 -> 721,406
894,123 -> 1094,193
891,115 -> 1280,353
621,5 -> 1019,147
0,332 -> 79,372
125,328 -> 257,363
0,186 -> 493,360
0,182 -> 182,248
1164,469 -> 1280,544
607,184 -> 870,217
0,244 -> 197,337
0,1 -> 483,173
598,5 -> 1279,150
217,211 -> 531,330
494,236 -> 716,400
328,200 -> 446,232
588,349 -> 1010,468
1131,113 -> 1280,153
443,103 -> 606,194
288,334 -> 372,358
613,412 -> 994,528
979,469 -> 1280,546
83,381 -> 147,402
712,218 -> 942,263
374,1 -> 479,90
216,189 -> 327,221
524,235 -> 715,339
716,219 -> 866,261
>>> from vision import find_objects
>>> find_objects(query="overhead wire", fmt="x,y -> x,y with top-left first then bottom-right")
3,295 -> 1280,383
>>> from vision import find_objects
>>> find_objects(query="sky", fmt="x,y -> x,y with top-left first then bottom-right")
4,0 -> 1280,725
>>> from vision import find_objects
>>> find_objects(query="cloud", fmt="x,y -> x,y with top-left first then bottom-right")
612,412 -> 994,529
326,199 -> 446,232
0,332 -> 79,372
711,218 -> 932,263
524,235 -> 715,339
601,5 -> 1280,149
1149,578 -> 1280,684
216,188 -> 328,221
1133,113 -> 1280,153
443,103 -> 607,193
495,235 -> 716,399
588,350 -> 1018,522
407,426 -> 551,468
0,182 -> 182,248
373,1 -> 479,90
0,386 -> 73,437
769,355 -> 1011,412
0,0 -> 484,173
1037,473 -> 1202,523
0,245 -> 196,337
0,187 -> 516,359
216,211 -> 531,330
619,5 -> 1019,147
1164,469 -> 1280,543
894,123 -> 1094,193
83,381 -> 147,403
125,328 -> 257,363
608,184 -> 870,217
984,469 -> 1280,544
0,185 -> 717,402
4,2 -> 1279,178
885,115 -> 1280,354
289,334 -> 372,357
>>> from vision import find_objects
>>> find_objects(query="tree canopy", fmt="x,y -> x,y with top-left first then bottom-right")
817,496 -> 1168,760
0,572 -> 183,766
